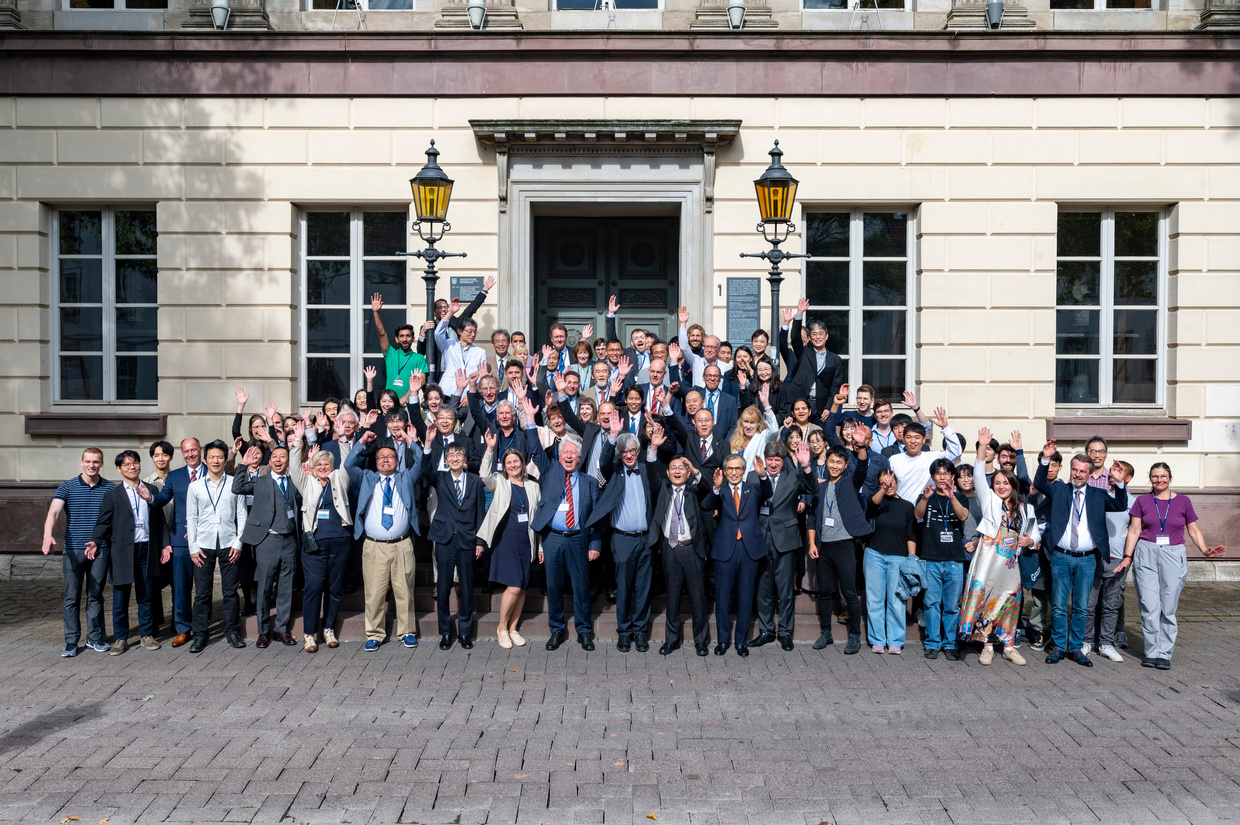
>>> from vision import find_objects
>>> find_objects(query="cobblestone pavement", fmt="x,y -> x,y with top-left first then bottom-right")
0,582 -> 1238,825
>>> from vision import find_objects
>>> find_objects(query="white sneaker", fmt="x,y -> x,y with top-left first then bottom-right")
509,629 -> 526,647
323,629 -> 338,648
1097,644 -> 1123,663
1080,642 -> 1092,656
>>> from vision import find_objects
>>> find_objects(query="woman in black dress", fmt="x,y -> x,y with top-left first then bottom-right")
478,431 -> 542,649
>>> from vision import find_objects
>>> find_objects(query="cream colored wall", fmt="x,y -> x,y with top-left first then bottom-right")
0,95 -> 1237,487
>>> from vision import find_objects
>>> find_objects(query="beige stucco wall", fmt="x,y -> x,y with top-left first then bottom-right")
0,95 -> 1237,487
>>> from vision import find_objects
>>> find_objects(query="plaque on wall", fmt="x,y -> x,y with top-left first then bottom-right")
726,277 -> 762,345
451,276 -> 485,303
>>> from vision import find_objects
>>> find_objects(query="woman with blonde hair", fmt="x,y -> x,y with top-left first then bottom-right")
478,429 -> 542,648
728,384 -> 780,474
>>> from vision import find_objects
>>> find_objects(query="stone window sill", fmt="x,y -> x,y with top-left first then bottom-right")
1045,416 -> 1191,442
25,413 -> 168,438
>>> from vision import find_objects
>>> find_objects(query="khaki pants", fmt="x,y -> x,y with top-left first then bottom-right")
362,537 -> 416,642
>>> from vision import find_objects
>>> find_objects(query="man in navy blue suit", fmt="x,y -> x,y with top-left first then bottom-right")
146,437 -> 204,647
702,453 -> 773,657
526,397 -> 606,652
695,366 -> 738,442
1034,438 -> 1128,667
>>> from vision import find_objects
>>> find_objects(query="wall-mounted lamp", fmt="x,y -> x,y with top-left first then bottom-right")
727,0 -> 746,29
210,0 -> 231,29
467,0 -> 487,29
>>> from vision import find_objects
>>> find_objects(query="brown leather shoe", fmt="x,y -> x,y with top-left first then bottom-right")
171,633 -> 191,647
255,634 -> 270,649
272,631 -> 297,646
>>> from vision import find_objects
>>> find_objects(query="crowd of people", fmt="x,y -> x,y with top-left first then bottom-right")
43,289 -> 1226,670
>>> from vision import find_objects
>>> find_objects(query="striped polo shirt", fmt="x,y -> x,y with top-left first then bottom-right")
53,475 -> 114,551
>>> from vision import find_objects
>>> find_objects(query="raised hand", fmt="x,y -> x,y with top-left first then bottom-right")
668,342 -> 682,364
581,323 -> 594,340
833,385 -> 849,408
363,365 -> 377,382
736,370 -> 749,389
553,371 -> 567,395
307,443 -> 320,460
301,407 -> 315,425
1041,439 -> 1057,460
315,411 -> 328,430
484,428 -> 497,452
977,427 -> 992,460
677,305 -> 690,327
795,440 -> 811,467
797,297 -> 809,315
454,368 -> 468,393
292,420 -> 306,440
521,396 -> 537,424
358,430 -> 377,445
135,482 -> 154,502
233,436 -> 244,454
758,383 -> 770,408
713,467 -> 723,490
922,483 -> 935,500
650,423 -> 667,448
852,423 -> 872,447
650,386 -> 665,413
931,407 -> 948,429
608,410 -> 624,439
410,370 -> 426,393
234,385 -> 249,411
242,446 -> 263,467
753,455 -> 766,477
782,307 -> 796,326
363,409 -> 379,428
1109,460 -> 1126,486
902,390 -> 917,409
370,292 -> 383,313
483,275 -> 497,292
264,402 -> 280,425
1010,430 -> 1022,451
253,421 -> 271,444
609,294 -> 620,315
617,356 -> 633,379
783,416 -> 793,430
608,376 -> 623,400
449,296 -> 462,315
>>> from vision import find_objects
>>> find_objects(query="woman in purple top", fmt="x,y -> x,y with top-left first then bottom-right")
1116,462 -> 1226,671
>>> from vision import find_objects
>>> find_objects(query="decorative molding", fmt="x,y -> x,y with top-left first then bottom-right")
25,413 -> 168,438
1197,0 -> 1240,28
182,0 -> 274,29
691,0 -> 777,29
0,0 -> 23,30
944,0 -> 1037,28
1045,416 -> 1191,442
436,0 -> 523,28
471,120 -> 740,214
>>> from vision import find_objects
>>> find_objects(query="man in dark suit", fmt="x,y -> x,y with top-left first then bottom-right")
702,453 -> 773,656
661,403 -> 728,542
87,450 -> 170,655
1034,439 -> 1129,667
647,442 -> 712,656
424,434 -> 487,650
526,398 -> 606,652
589,426 -> 656,653
233,445 -> 301,648
411,405 -> 483,475
748,440 -> 817,651
145,437 -> 204,647
695,366 -> 738,442
786,314 -> 846,417
606,294 -> 651,377
367,412 -> 419,473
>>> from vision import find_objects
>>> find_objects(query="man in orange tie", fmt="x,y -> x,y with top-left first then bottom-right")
703,454 -> 773,657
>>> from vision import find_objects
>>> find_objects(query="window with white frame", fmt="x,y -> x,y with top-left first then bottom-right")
1049,0 -> 1152,9
1055,209 -> 1164,406
802,0 -> 905,9
553,0 -> 659,10
801,210 -> 913,400
65,0 -> 168,9
307,0 -> 413,10
301,209 -> 412,405
54,209 -> 159,404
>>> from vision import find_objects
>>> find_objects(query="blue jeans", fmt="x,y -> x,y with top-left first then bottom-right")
1050,551 -> 1097,653
923,559 -> 964,651
863,548 -> 906,648
112,542 -> 155,641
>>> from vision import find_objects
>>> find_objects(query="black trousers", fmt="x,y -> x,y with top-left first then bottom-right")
436,543 -> 476,639
192,541 -> 240,638
817,539 -> 860,636
612,534 -> 652,638
662,541 -> 708,646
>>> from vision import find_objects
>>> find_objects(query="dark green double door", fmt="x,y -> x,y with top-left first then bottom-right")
533,216 -> 679,349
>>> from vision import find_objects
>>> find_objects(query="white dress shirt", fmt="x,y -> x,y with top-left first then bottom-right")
363,475 -> 410,541
123,482 -> 150,543
186,473 -> 248,553
663,484 -> 692,544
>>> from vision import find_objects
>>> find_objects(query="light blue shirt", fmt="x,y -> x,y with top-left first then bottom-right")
550,472 -> 580,532
612,468 -> 648,533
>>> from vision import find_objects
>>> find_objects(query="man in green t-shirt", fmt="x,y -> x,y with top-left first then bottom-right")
372,293 -> 429,400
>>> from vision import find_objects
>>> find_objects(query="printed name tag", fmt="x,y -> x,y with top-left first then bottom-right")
823,518 -> 836,528
557,500 -> 570,512
392,378 -> 404,387
940,531 -> 954,543
246,496 -> 254,507
134,521 -> 145,530
317,509 -> 330,520
517,513 -> 529,523
286,508 -> 296,520
759,506 -> 770,516
383,505 -> 396,516
1156,535 -> 1171,546
203,514 -> 219,527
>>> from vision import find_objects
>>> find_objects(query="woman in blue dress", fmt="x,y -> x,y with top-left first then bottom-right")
478,430 -> 542,649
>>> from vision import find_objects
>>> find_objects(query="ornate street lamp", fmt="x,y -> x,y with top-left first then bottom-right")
402,139 -> 466,381
740,140 -> 806,371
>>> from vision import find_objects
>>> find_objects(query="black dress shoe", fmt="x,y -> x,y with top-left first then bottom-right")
438,635 -> 453,651
617,635 -> 632,653
924,650 -> 938,660
255,634 -> 269,649
713,642 -> 728,656
659,641 -> 680,656
813,632 -> 833,651
1141,657 -> 1157,668
546,631 -> 566,651
943,649 -> 960,661
1155,658 -> 1171,670
226,633 -> 246,649
1045,648 -> 1061,664
634,633 -> 649,653
190,637 -> 207,653
579,632 -> 595,652
736,644 -> 749,657
459,638 -> 474,650
748,631 -> 777,648
1070,650 -> 1094,668
778,635 -> 793,651
843,634 -> 862,655
695,643 -> 709,657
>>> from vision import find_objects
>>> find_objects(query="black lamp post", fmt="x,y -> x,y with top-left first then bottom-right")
401,139 -> 466,382
739,140 -> 806,372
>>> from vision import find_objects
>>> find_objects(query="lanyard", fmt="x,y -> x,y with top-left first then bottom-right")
205,477 -> 225,513
1071,489 -> 1086,525
1153,496 -> 1171,535
873,428 -> 895,450
126,484 -> 145,523
672,487 -> 685,524
513,484 -> 527,513
824,481 -> 837,518
318,483 -> 332,511
395,349 -> 417,377
934,493 -> 951,526
274,476 -> 293,510
815,461 -> 827,481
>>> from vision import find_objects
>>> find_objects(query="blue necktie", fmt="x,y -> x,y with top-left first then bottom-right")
382,478 -> 394,530
707,392 -> 716,416
456,478 -> 464,506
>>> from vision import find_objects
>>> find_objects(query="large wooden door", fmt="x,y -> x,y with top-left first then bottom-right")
534,216 -> 679,349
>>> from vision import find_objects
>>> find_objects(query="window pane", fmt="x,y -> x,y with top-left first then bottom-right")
1108,0 -> 1152,6
116,259 -> 158,304
805,213 -> 849,258
1114,212 -> 1159,258
116,356 -> 158,401
1114,260 -> 1157,305
306,212 -> 350,257
60,308 -> 103,352
1056,261 -> 1100,306
115,210 -> 157,256
116,308 -> 159,352
364,309 -> 406,355
1056,212 -> 1101,258
862,261 -> 906,307
367,0 -> 413,7
805,260 -> 849,307
307,308 -> 351,354
805,310 -> 849,357
1055,309 -> 1099,355
59,259 -> 103,304
1049,0 -> 1092,7
1056,359 -> 1099,404
307,357 -> 351,403
862,309 -> 905,355
125,0 -> 170,7
60,355 -> 104,400
307,260 -> 351,306
862,359 -> 904,400
1113,358 -> 1157,404
862,213 -> 907,258
60,211 -> 102,256
363,260 -> 406,303
70,0 -> 114,6
803,0 -> 848,7
363,212 -> 407,256
1114,309 -> 1157,356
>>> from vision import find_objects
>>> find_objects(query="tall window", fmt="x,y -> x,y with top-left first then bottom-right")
1050,0 -> 1151,9
307,0 -> 413,10
301,209 -> 411,405
54,209 -> 159,403
1055,210 -> 1164,406
801,210 -> 913,400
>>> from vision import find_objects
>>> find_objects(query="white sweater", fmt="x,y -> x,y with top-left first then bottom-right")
888,425 -> 962,502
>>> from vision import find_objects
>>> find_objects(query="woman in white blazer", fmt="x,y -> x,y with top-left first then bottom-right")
959,427 -> 1043,667
289,430 -> 354,651
478,432 -> 542,649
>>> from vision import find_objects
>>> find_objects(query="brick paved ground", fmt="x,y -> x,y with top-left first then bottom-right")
0,582 -> 1238,824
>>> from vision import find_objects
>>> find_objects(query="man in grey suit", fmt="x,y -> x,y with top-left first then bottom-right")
233,444 -> 301,649
748,440 -> 816,651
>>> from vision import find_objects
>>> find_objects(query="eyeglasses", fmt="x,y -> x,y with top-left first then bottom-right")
1087,448 -> 1107,455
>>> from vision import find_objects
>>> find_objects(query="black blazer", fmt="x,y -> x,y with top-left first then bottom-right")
807,457 -> 871,539
662,410 -> 727,481
646,469 -> 713,559
588,448 -> 653,531
1034,462 -> 1128,552
91,482 -> 170,586
786,318 -> 846,411
426,469 -> 487,550
233,468 -> 301,545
